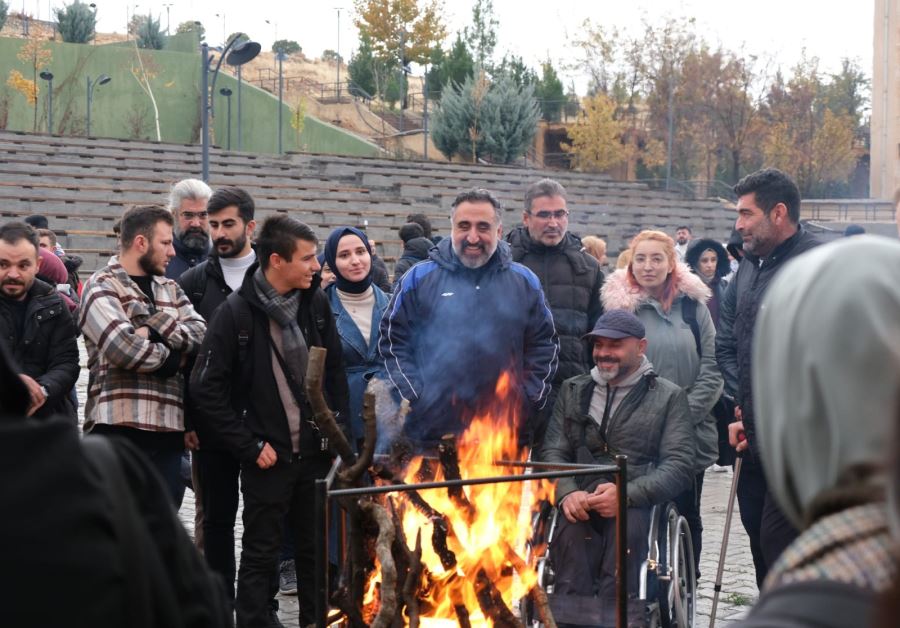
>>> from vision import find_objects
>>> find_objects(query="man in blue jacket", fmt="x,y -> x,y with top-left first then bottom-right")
379,188 -> 559,448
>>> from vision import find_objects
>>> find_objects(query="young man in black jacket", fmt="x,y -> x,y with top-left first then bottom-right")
0,222 -> 79,420
178,186 -> 257,600
191,215 -> 348,628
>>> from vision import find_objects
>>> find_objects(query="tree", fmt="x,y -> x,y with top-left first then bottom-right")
128,13 -> 147,36
322,49 -> 342,62
464,0 -> 497,69
176,20 -> 205,42
348,33 -> 377,97
494,54 -> 536,88
426,33 -> 474,100
535,60 -> 565,122
130,43 -> 162,140
15,35 -> 52,131
291,97 -> 306,145
54,0 -> 96,43
273,40 -> 302,56
227,32 -> 249,45
563,94 -> 624,172
0,1 -> 8,34
430,70 -> 539,164
137,13 -> 164,49
353,0 -> 446,67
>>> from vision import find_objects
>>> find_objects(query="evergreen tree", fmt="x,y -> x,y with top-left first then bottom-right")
348,33 -> 377,97
136,12 -> 164,49
427,34 -> 475,100
494,54 -> 537,87
175,20 -> 205,42
464,0 -> 498,69
0,1 -> 10,34
535,60 -> 565,122
54,0 -> 97,44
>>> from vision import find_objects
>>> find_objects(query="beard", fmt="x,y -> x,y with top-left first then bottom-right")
178,227 -> 210,251
138,249 -> 166,276
214,232 -> 248,259
454,240 -> 497,269
594,359 -> 621,382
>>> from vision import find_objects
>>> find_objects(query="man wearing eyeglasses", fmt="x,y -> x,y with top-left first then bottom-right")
165,178 -> 213,281
506,178 -> 605,449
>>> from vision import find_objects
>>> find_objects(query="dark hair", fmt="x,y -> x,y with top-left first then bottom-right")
119,205 -> 175,249
450,188 -> 502,222
733,168 -> 801,223
207,186 -> 255,223
676,225 -> 692,233
256,215 -> 317,270
524,178 -> 567,212
24,215 -> 49,229
36,228 -> 57,246
0,222 -> 40,254
399,222 -> 425,243
406,213 -> 433,239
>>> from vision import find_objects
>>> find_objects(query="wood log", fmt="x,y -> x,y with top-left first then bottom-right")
438,434 -> 476,523
360,500 -> 398,628
402,530 -> 423,628
340,382 -> 378,484
305,346 -> 356,464
474,568 -> 523,628
446,573 -> 472,628
502,541 -> 557,628
330,586 -> 367,628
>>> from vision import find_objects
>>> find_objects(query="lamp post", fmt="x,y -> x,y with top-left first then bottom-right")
215,12 -> 226,46
219,87 -> 233,150
86,74 -> 112,137
334,7 -> 341,100
89,3 -> 97,44
163,3 -> 172,35
201,37 -> 261,181
266,19 -> 278,71
39,71 -> 53,134
277,50 -> 286,154
237,65 -> 244,150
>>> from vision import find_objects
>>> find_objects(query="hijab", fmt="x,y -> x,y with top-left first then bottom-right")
323,226 -> 373,294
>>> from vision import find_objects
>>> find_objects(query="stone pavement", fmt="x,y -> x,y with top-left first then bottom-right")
76,340 -> 757,626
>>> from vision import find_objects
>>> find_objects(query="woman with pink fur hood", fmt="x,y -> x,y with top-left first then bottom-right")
601,229 -> 723,573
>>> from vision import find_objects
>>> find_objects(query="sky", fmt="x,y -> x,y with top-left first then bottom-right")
23,0 -> 874,95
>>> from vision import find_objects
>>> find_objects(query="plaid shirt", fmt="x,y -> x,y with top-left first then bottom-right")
79,259 -> 206,432
765,502 -> 896,593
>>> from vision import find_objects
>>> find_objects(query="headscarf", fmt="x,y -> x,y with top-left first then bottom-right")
753,236 -> 900,528
684,238 -> 730,281
37,248 -> 69,285
323,226 -> 373,294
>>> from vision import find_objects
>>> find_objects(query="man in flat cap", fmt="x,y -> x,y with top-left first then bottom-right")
541,309 -> 695,627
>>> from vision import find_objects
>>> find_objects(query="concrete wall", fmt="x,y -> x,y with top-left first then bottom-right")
871,0 -> 900,199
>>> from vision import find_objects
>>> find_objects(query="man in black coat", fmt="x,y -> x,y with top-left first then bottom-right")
506,178 -> 604,447
179,186 -> 258,600
716,167 -> 821,587
0,222 -> 79,420
191,215 -> 349,628
165,178 -> 213,281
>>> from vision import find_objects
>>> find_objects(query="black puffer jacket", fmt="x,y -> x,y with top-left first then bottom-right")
392,236 -> 434,289
715,226 -> 820,456
506,226 -> 604,383
0,279 -> 79,420
190,264 -> 349,464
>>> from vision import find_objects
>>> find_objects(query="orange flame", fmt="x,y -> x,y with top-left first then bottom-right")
368,371 -> 556,626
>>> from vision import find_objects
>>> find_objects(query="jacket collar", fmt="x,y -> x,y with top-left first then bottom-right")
743,224 -> 806,268
327,285 -> 388,360
601,264 -> 711,312
505,226 -> 593,275
237,260 -> 321,314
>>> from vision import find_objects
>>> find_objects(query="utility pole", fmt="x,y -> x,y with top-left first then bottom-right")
335,8 -> 341,100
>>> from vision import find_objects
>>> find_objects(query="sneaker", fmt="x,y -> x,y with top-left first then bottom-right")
709,463 -> 729,473
279,559 -> 297,595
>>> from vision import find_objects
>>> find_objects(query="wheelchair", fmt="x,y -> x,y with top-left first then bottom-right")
522,500 -> 697,628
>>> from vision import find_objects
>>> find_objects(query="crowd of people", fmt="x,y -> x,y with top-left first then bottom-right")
1,165 -> 899,628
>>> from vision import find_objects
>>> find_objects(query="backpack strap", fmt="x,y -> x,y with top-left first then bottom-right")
227,292 -> 254,364
188,265 -> 207,305
682,297 -> 702,358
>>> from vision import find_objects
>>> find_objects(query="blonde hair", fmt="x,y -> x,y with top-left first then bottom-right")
581,235 -> 607,263
627,230 -> 683,312
615,249 -> 632,269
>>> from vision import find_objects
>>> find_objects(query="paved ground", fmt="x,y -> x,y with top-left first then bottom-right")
76,341 -> 756,626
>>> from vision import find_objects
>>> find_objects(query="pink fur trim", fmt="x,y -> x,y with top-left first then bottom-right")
601,263 -> 711,312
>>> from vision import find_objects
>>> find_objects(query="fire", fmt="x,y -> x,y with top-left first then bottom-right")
367,371 -> 556,626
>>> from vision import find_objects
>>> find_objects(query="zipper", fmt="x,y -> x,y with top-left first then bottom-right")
198,349 -> 213,382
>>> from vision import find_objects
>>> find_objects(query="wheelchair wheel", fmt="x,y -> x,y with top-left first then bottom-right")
668,511 -> 697,628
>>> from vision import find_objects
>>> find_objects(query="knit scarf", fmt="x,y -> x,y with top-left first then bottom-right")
253,268 -> 308,385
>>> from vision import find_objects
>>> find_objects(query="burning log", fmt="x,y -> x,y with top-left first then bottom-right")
446,573 -> 473,628
340,383 -> 378,484
474,568 -> 524,628
330,585 -> 367,628
305,346 -> 357,465
502,541 -> 557,628
402,530 -> 423,628
438,434 -> 476,523
360,500 -> 398,628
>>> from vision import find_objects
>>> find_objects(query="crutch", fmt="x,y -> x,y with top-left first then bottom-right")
708,435 -> 744,628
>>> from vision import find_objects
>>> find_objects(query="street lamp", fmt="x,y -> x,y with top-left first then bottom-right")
163,3 -> 173,35
277,50 -> 286,154
89,3 -> 97,44
86,74 -> 112,137
334,7 -> 341,100
219,87 -> 233,150
215,12 -> 226,46
201,37 -> 260,181
39,71 -> 53,134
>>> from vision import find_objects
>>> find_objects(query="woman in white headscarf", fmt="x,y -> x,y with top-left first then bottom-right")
733,235 -> 900,628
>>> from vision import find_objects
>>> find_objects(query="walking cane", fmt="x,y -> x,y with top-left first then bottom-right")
708,435 -> 744,628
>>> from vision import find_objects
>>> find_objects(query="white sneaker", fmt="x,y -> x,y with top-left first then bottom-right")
709,464 -> 729,473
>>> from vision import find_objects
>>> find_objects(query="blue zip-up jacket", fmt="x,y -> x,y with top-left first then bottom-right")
379,237 -> 559,445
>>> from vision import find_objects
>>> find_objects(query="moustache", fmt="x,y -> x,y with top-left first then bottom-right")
184,227 -> 207,236
1,279 -> 24,286
214,238 -> 234,248
595,358 -> 620,366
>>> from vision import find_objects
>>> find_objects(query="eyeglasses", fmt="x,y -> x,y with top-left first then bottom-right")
529,209 -> 569,220
181,211 -> 208,221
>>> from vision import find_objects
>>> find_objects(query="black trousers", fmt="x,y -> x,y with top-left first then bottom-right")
196,447 -> 241,600
236,454 -> 331,628
672,470 -> 705,577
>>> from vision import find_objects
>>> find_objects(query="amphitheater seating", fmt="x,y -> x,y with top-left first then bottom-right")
0,129 -> 737,275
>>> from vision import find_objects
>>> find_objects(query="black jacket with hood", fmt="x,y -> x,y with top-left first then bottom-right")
189,263 -> 349,464
392,236 -> 434,289
505,226 -> 604,384
0,278 -> 79,420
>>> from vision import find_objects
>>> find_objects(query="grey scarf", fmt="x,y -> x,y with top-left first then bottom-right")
253,268 -> 308,386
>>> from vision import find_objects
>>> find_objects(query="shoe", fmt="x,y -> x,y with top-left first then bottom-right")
279,559 -> 297,595
267,608 -> 285,628
709,464 -> 729,473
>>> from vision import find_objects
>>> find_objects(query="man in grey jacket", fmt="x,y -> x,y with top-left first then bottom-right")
541,309 -> 694,627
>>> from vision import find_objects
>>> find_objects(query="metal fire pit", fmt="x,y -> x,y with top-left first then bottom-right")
314,455 -> 629,628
